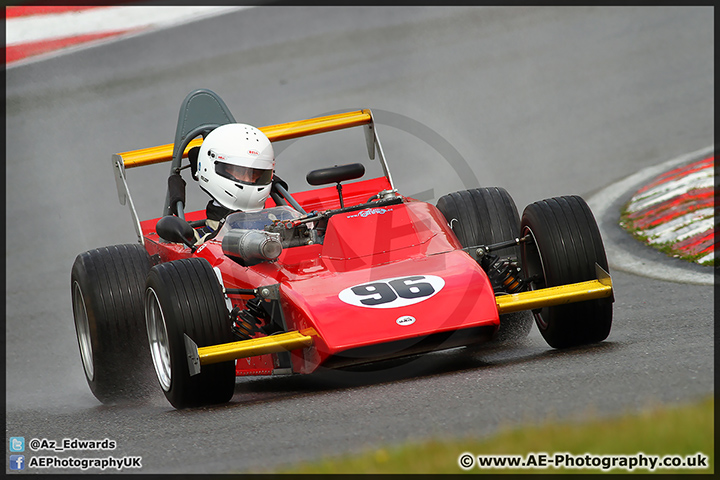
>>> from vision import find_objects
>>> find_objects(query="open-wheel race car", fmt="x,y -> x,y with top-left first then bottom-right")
71,89 -> 614,409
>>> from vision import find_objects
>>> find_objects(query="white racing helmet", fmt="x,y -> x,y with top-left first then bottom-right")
197,123 -> 275,212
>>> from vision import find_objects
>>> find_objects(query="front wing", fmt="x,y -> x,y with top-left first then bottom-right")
186,265 -> 613,374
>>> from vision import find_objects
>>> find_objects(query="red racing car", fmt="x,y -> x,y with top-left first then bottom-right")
71,89 -> 614,409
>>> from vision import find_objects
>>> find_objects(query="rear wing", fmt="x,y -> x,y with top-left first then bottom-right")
112,100 -> 393,243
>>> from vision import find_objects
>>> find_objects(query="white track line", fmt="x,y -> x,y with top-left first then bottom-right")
6,6 -> 251,68
587,145 -> 715,286
626,169 -> 713,213
644,210 -> 713,244
6,6 -> 248,45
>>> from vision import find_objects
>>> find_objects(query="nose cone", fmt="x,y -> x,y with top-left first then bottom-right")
280,250 -> 499,367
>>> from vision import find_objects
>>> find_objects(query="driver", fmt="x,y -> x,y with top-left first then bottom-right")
194,123 -> 275,235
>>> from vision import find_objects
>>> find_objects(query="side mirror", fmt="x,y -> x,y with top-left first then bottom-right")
306,163 -> 365,186
156,215 -> 196,249
306,163 -> 365,209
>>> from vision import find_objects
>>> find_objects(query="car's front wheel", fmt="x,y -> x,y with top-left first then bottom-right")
145,258 -> 236,409
521,195 -> 613,348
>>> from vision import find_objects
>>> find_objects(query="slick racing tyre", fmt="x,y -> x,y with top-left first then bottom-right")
145,258 -> 235,409
520,195 -> 613,349
436,187 -> 533,343
71,244 -> 155,404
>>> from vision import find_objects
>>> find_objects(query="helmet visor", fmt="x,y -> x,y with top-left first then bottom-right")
215,162 -> 273,186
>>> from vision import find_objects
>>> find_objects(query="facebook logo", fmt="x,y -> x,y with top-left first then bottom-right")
9,455 -> 25,470
9,437 -> 25,452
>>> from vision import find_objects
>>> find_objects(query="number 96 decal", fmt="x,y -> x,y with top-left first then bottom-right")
338,275 -> 445,309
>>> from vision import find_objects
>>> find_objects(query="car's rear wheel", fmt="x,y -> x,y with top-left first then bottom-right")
520,195 -> 613,348
436,187 -> 533,342
145,258 -> 236,409
70,244 -> 154,404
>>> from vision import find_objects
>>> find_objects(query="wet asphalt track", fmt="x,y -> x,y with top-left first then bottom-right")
5,7 -> 714,474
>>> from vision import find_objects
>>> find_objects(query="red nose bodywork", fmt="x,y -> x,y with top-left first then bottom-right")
141,178 -> 499,375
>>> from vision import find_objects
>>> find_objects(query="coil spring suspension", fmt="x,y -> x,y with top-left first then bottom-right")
231,298 -> 269,340
481,253 -> 526,294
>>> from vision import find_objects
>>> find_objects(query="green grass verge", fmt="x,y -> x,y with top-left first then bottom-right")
272,396 -> 713,474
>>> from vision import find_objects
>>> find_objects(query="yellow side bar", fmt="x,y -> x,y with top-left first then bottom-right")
495,278 -> 613,315
196,278 -> 610,365
197,330 -> 313,366
118,109 -> 372,169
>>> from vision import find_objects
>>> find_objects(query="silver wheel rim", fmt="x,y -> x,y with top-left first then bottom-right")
522,227 -> 550,329
72,281 -> 94,381
145,288 -> 172,392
